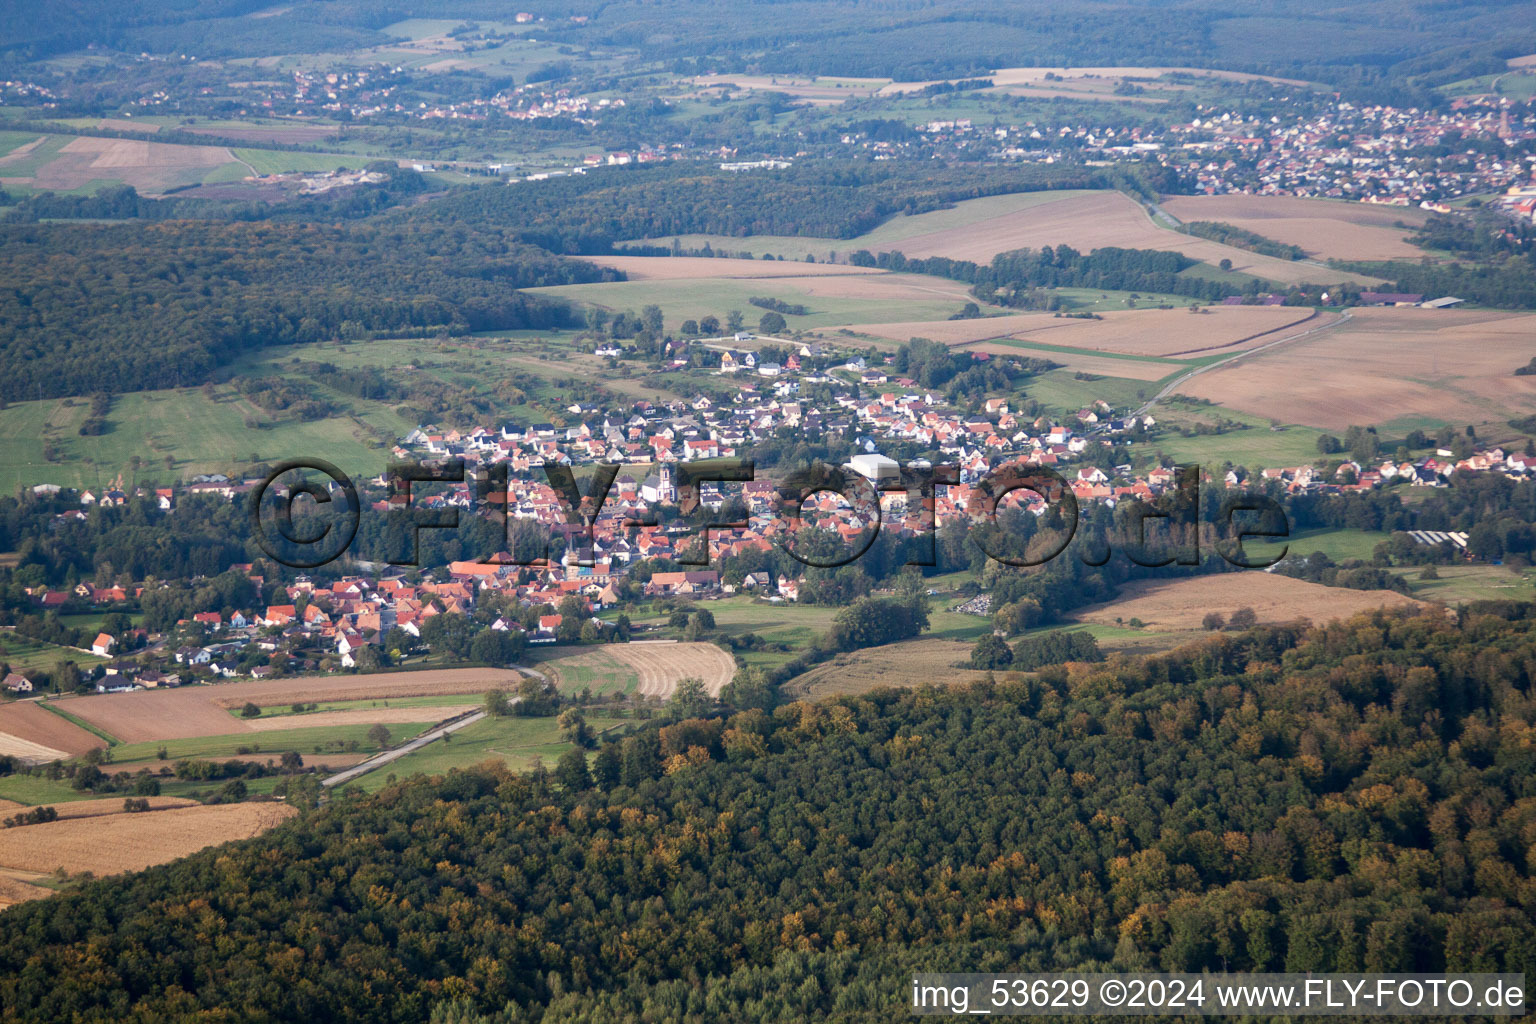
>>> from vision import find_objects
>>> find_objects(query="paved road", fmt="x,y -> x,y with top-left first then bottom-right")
321,711 -> 487,788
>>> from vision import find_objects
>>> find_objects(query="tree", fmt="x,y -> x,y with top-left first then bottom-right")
555,747 -> 592,791
240,702 -> 261,719
352,645 -> 382,672
420,613 -> 476,659
758,311 -> 786,334
558,709 -> 593,748
668,677 -> 711,720
680,319 -> 699,336
1316,434 -> 1342,455
1202,611 -> 1226,631
699,314 -> 721,335
592,743 -> 622,788
484,689 -> 512,717
726,310 -> 745,333
367,724 -> 392,748
641,304 -> 664,334
469,628 -> 520,666
969,634 -> 1014,669
1228,607 -> 1257,629
722,667 -> 776,711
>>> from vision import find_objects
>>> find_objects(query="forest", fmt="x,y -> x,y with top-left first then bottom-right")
0,218 -> 610,401
0,605 -> 1532,1021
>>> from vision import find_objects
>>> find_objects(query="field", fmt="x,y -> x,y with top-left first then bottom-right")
105,723 -> 434,767
58,667 -> 525,744
525,271 -> 992,333
0,134 -> 247,195
1174,308 -> 1536,431
1248,527 -> 1389,564
536,641 -> 735,698
834,313 -> 1052,345
351,713 -> 631,791
1160,195 -> 1428,261
36,796 -> 198,819
0,802 -> 296,876
578,255 -> 882,281
690,74 -> 891,105
0,633 -> 106,673
635,190 -> 1383,287
1009,305 -> 1318,357
0,378 -> 414,494
788,637 -> 986,698
624,190 -> 1101,260
0,702 -> 105,763
1072,573 -> 1424,632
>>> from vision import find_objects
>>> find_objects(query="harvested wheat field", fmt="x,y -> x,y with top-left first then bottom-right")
836,313 -> 1054,345
611,642 -> 737,698
1073,574 -> 1423,632
0,702 -> 105,763
61,667 -> 524,744
790,638 -> 985,699
43,796 -> 198,819
1175,307 -> 1536,430
1007,305 -> 1318,357
0,802 -> 297,876
1160,195 -> 1428,261
967,340 -> 1176,380
580,255 -> 882,281
883,191 -> 1381,287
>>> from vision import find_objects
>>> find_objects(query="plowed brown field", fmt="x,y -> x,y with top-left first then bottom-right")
0,702 -> 105,763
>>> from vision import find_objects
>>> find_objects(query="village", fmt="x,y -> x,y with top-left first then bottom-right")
10,329 -> 1534,698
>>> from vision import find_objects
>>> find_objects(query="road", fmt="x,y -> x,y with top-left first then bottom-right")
1129,310 -> 1352,421
321,711 -> 487,788
318,665 -> 546,789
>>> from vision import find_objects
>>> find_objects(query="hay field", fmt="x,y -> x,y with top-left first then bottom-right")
0,703 -> 105,763
789,638 -> 985,699
61,667 -> 524,744
610,642 -> 737,698
0,802 -> 297,876
0,136 -> 243,195
880,191 -> 1380,287
1006,305 -> 1317,357
1174,308 -> 1536,430
1073,574 -> 1424,632
1161,195 -> 1428,260
577,255 -> 882,280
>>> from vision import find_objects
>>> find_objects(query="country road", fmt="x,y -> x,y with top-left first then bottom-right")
1130,309 -> 1353,421
321,711 -> 487,788
319,665 -> 548,788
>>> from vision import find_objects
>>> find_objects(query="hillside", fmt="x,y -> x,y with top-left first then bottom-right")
0,605 -> 1533,1021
